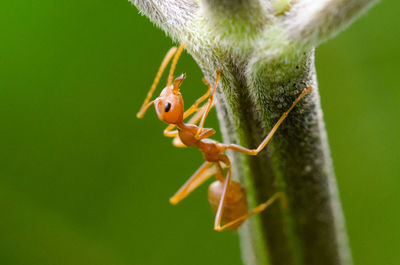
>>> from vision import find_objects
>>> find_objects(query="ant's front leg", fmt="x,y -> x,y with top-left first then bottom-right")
181,78 -> 212,119
163,124 -> 179,138
195,69 -> 221,139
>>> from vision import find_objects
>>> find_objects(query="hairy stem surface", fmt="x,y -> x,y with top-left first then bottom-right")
130,0 -> 377,264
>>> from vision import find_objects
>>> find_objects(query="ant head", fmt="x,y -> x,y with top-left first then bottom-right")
154,73 -> 185,124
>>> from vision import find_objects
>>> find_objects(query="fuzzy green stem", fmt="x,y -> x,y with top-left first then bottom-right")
130,1 -> 377,264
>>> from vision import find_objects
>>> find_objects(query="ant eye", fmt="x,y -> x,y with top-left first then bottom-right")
165,102 -> 172,112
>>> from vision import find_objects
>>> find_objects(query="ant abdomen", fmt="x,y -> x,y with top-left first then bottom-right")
208,180 -> 248,230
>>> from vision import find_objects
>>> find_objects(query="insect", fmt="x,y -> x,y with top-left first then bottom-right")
137,43 -> 312,231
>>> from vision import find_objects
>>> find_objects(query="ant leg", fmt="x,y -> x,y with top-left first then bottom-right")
195,69 -> 221,139
223,85 -> 313,156
214,164 -> 232,231
180,76 -> 213,120
167,43 -> 186,87
215,192 -> 287,231
163,124 -> 179,138
170,162 -> 215,205
172,137 -> 186,148
137,47 -> 178,118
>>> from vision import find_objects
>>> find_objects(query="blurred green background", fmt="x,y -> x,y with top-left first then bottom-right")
0,1 -> 399,265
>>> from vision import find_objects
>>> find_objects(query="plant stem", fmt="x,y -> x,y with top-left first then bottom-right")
192,50 -> 352,265
130,1 -> 377,264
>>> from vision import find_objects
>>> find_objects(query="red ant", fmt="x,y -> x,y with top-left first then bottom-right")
137,43 -> 312,231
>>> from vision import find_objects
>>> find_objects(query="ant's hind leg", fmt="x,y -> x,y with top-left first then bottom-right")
215,192 -> 286,231
170,162 -> 215,205
213,165 -> 231,231
223,85 -> 313,156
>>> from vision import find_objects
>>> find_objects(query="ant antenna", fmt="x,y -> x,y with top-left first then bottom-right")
167,43 -> 186,87
137,47 -> 177,118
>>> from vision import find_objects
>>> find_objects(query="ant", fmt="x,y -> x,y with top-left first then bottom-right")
137,43 -> 312,231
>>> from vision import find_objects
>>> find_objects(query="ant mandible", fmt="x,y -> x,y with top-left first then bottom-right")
137,43 -> 313,231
